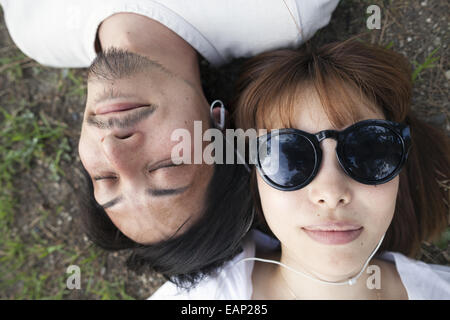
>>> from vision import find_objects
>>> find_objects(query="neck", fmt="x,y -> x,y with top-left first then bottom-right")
274,248 -> 382,300
97,13 -> 203,93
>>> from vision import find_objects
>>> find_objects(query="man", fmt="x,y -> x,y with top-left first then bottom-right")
0,0 -> 339,245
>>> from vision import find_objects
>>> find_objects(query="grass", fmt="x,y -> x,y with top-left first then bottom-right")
0,101 -> 67,298
64,69 -> 87,97
0,78 -> 135,299
0,51 -> 30,81
412,47 -> 440,82
434,228 -> 450,250
0,104 -> 67,228
0,106 -> 70,183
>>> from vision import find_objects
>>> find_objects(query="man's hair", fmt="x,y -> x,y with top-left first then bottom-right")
77,133 -> 253,289
232,39 -> 450,257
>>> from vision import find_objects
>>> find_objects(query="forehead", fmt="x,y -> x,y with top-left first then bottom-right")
260,84 -> 385,133
292,87 -> 384,132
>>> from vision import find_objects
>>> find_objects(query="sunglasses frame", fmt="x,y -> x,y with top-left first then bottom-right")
254,119 -> 412,191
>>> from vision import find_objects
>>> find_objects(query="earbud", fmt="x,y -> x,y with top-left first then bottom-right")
210,100 -> 226,130
208,99 -> 251,173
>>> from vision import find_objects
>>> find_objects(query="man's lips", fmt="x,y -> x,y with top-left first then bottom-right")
95,103 -> 148,115
302,222 -> 363,245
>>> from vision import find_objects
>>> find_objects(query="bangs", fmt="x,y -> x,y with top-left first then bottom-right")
254,63 -> 383,131
234,40 -> 412,134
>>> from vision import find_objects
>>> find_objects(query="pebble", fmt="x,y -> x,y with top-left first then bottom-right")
421,0 -> 427,6
61,69 -> 69,78
71,113 -> 79,121
61,211 -> 73,223
407,37 -> 412,42
434,37 -> 441,46
445,70 -> 450,80
140,275 -> 149,284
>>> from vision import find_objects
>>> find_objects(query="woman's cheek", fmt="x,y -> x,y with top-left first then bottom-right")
358,176 -> 399,233
256,173 -> 299,234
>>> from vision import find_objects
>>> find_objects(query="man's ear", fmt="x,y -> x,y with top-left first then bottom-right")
211,106 -> 230,131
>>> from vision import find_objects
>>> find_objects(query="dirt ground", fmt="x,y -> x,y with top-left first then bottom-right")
0,1 -> 448,300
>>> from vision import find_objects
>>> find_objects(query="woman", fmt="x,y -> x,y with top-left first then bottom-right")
150,39 -> 450,299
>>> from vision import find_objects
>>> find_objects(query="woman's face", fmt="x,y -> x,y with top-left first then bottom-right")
256,88 -> 399,282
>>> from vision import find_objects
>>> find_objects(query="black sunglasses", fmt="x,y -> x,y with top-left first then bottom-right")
252,119 -> 412,191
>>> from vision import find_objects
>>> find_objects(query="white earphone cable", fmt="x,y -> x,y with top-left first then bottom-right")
236,233 -> 385,286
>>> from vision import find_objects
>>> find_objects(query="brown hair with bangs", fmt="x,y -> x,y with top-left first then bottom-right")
232,39 -> 450,257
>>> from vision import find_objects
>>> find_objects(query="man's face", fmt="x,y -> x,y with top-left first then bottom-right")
78,49 -> 214,244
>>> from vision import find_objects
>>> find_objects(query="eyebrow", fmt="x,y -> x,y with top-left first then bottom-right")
99,186 -> 190,210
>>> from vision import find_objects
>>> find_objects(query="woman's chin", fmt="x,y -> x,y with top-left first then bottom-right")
301,252 -> 369,282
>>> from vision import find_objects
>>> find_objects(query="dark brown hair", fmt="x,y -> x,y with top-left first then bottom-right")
232,39 -> 450,257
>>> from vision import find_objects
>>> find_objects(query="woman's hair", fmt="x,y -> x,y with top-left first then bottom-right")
77,133 -> 253,289
232,39 -> 450,257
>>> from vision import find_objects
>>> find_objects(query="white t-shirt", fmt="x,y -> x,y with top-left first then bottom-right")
149,230 -> 450,300
0,0 -> 339,68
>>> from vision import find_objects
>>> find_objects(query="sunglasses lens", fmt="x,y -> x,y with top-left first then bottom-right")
259,134 -> 316,188
342,125 -> 404,182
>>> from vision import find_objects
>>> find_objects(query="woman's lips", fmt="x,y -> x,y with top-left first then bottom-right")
302,226 -> 364,245
95,103 -> 147,115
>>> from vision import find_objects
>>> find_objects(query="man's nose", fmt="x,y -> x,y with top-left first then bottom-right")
307,140 -> 352,209
101,130 -> 144,172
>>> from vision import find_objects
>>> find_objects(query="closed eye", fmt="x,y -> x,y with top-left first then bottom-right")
94,175 -> 117,181
93,163 -> 182,181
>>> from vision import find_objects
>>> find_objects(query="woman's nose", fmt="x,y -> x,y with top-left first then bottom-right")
101,130 -> 144,172
307,140 -> 352,209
